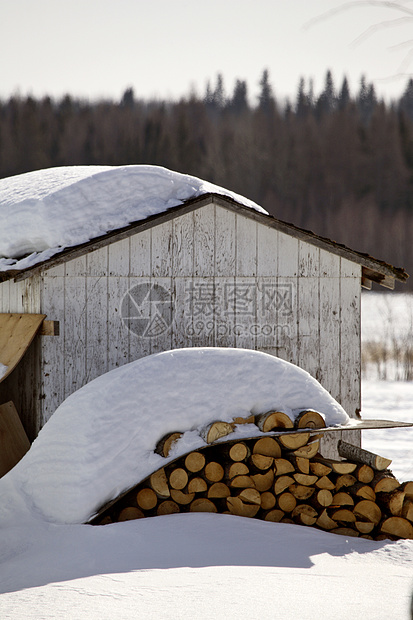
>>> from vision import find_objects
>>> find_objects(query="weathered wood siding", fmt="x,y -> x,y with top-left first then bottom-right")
0,198 -> 362,453
0,277 -> 42,439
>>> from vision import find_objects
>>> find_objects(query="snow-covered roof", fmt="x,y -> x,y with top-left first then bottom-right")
0,164 -> 407,285
3,348 -> 349,524
0,165 -> 266,273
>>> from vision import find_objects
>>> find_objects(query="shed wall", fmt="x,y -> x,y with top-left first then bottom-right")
0,200 -> 361,452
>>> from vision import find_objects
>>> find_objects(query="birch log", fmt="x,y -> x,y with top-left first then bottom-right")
338,440 -> 392,471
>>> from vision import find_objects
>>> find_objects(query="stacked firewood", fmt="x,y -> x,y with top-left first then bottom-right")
91,411 -> 413,540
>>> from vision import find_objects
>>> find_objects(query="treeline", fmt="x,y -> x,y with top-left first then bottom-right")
1,70 -> 413,288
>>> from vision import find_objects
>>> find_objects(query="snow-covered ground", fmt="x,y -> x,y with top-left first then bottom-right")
361,292 -> 413,481
0,345 -> 412,619
0,513 -> 412,620
362,380 -> 413,482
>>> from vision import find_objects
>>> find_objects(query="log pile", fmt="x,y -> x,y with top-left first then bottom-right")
91,415 -> 413,541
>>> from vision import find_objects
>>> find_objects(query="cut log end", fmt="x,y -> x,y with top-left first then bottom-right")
201,421 -> 234,444
155,432 -> 183,457
185,452 -> 206,473
295,410 -> 326,430
381,517 -> 413,539
256,411 -> 294,432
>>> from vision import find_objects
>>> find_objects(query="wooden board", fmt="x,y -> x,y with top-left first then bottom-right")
249,419 -> 413,435
0,313 -> 46,383
0,401 -> 30,477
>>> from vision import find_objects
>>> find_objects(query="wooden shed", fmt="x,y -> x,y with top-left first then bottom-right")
0,181 -> 408,456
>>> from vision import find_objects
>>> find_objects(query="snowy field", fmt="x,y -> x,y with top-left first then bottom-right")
0,296 -> 413,620
361,292 -> 413,482
362,380 -> 413,482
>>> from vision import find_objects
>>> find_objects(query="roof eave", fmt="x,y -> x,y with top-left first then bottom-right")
0,192 -> 408,287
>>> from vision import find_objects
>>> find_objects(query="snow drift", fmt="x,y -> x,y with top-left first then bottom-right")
2,348 -> 349,525
0,165 -> 266,271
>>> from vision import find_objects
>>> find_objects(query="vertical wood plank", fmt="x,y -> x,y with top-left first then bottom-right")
185,277 -> 216,348
234,214 -> 257,350
299,242 -> 319,277
236,215 -> 257,277
86,246 -> 108,277
19,276 -> 42,435
130,229 -> 151,277
152,221 -> 173,277
108,238 -> 130,277
340,275 -> 361,419
0,281 -> 10,312
275,277 -> 297,364
40,273 -> 65,425
320,247 -> 340,278
172,212 -> 194,276
194,203 -> 215,277
319,277 -> 341,403
213,276 -> 235,348
214,207 -> 236,348
323,264 -> 362,456
8,280 -> 23,312
150,221 -> 173,355
107,276 -> 130,370
85,276 -> 108,383
127,277 -> 152,362
233,277 -> 257,350
341,257 -> 360,278
145,277 -> 173,355
19,277 -> 41,314
256,225 -> 278,355
277,233 -> 298,363
171,213 -> 194,349
171,276 -> 193,349
257,225 -> 277,277
64,275 -> 87,396
256,277 -> 278,355
297,277 -> 319,377
277,232 -> 298,277
215,206 -> 236,277
65,255 -> 87,277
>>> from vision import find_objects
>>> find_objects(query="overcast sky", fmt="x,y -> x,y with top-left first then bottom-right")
1,0 -> 413,104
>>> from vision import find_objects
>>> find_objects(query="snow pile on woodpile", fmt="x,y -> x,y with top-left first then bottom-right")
0,348 -> 349,524
0,165 -> 266,271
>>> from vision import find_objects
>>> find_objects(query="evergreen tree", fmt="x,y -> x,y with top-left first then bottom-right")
213,74 -> 226,108
399,78 -> 413,121
338,77 -> 351,111
296,77 -> 311,118
258,69 -> 275,114
230,79 -> 249,114
120,87 -> 135,108
316,70 -> 336,118
204,80 -> 214,106
357,76 -> 377,125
